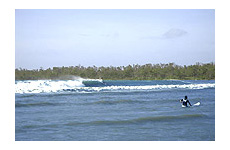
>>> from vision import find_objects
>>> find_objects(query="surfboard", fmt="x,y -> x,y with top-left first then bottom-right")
181,102 -> 200,107
193,102 -> 200,106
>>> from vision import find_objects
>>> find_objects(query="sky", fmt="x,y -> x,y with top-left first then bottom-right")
15,9 -> 215,69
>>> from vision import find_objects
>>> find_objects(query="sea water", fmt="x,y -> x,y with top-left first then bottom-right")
15,79 -> 215,141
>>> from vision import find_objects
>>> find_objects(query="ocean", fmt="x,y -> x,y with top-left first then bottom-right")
15,79 -> 215,141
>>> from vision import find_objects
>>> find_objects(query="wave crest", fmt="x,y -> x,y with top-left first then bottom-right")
15,79 -> 215,94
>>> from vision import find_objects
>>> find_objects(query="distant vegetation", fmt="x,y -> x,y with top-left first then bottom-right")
15,62 -> 215,80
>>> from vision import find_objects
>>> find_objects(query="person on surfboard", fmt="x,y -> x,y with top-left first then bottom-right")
180,96 -> 192,107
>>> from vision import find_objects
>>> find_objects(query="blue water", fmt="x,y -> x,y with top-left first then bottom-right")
15,80 -> 215,141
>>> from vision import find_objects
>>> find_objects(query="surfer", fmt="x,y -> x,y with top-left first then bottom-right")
180,96 -> 192,107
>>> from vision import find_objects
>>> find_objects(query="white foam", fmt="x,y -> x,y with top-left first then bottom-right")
15,80 -> 215,94
15,80 -> 85,94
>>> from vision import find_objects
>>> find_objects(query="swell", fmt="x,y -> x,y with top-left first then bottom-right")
92,99 -> 146,105
15,102 -> 60,108
17,114 -> 205,132
65,114 -> 205,126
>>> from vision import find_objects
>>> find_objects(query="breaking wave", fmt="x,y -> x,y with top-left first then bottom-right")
15,78 -> 215,94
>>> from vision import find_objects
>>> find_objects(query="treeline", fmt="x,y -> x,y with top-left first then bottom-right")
15,62 -> 215,80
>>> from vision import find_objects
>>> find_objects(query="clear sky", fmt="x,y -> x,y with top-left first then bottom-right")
15,9 -> 215,69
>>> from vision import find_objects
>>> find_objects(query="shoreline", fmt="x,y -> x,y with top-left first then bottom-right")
15,78 -> 215,81
15,62 -> 215,80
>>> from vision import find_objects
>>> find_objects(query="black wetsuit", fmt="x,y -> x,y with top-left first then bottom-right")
182,99 -> 191,107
